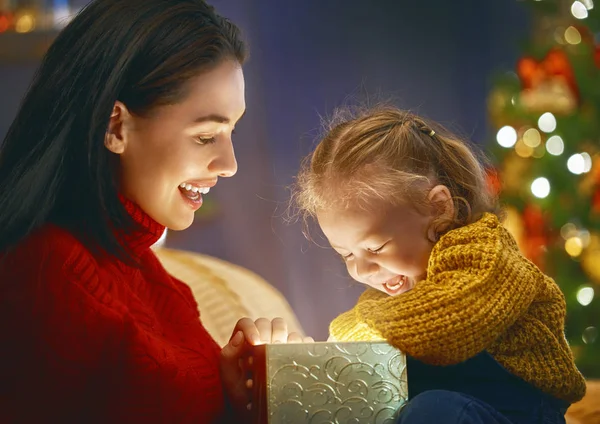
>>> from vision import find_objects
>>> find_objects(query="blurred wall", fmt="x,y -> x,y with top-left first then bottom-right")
0,0 -> 530,340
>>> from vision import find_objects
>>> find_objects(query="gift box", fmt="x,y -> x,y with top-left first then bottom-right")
251,341 -> 408,424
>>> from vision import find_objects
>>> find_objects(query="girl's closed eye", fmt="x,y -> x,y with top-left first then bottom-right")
367,242 -> 388,255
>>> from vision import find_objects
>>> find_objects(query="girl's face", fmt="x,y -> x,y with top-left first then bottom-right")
106,59 -> 246,231
317,197 -> 436,296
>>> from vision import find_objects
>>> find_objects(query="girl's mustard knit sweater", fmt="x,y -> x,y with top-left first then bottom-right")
329,213 -> 586,403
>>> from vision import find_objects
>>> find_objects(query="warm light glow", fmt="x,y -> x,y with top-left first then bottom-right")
515,140 -> 534,158
561,223 -> 577,240
579,229 -> 591,247
538,112 -> 557,133
15,14 -> 35,33
531,177 -> 550,199
565,26 -> 582,44
496,126 -> 518,148
582,0 -> 594,9
0,15 -> 9,33
572,1 -> 589,18
583,326 -> 598,344
532,145 -> 546,159
523,128 -> 542,148
546,135 -> 564,156
576,286 -> 594,306
567,153 -> 590,174
554,27 -> 567,44
565,237 -> 584,257
581,152 -> 592,172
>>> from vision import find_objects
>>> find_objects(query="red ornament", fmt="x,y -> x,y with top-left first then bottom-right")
521,204 -> 548,269
517,48 -> 579,100
486,167 -> 501,197
593,189 -> 600,214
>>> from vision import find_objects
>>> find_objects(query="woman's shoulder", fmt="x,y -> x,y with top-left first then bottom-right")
1,224 -> 107,302
5,223 -> 96,269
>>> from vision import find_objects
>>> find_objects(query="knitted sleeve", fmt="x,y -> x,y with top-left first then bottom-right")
0,229 -> 124,422
329,214 -> 540,365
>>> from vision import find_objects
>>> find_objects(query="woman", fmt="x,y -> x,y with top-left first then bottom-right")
0,0 -> 303,422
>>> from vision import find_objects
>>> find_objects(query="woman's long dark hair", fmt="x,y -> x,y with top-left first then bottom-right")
0,0 -> 246,261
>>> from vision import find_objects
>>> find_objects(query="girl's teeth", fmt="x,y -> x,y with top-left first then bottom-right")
185,184 -> 192,190
191,187 -> 199,193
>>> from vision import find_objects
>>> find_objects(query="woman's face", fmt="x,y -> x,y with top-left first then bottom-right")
107,60 -> 246,230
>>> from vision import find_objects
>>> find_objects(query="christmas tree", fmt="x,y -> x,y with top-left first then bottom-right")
487,0 -> 600,378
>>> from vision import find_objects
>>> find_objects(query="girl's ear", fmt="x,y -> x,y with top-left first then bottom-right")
427,184 -> 454,220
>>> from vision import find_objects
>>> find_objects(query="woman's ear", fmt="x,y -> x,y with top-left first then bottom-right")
427,184 -> 454,220
104,101 -> 132,155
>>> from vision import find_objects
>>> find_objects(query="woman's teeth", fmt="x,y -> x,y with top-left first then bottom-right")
179,183 -> 210,194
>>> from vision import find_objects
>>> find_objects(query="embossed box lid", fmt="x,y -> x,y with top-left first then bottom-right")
252,341 -> 408,424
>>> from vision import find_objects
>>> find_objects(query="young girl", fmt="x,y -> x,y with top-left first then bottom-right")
294,106 -> 586,424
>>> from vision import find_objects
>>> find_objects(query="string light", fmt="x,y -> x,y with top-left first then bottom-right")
567,153 -> 592,174
565,236 -> 584,257
583,326 -> 598,344
546,135 -> 564,156
538,112 -> 557,133
576,286 -> 594,306
581,152 -> 592,172
561,223 -> 578,240
15,14 -> 35,33
565,26 -> 582,44
515,140 -> 534,158
532,145 -> 546,159
531,177 -> 550,198
582,0 -> 594,9
523,128 -> 542,148
496,126 -> 517,148
572,1 -> 589,18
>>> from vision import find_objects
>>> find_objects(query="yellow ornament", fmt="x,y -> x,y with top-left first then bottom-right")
581,233 -> 600,284
501,153 -> 531,195
487,87 -> 514,128
503,206 -> 526,253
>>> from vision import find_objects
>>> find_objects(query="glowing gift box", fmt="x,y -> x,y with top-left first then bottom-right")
251,341 -> 408,424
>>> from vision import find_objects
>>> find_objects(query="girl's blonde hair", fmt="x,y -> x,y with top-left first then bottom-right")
293,106 -> 500,240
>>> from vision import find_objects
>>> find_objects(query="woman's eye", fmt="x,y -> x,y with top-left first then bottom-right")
194,136 -> 216,145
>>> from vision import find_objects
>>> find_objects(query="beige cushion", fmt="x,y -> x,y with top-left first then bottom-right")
566,380 -> 600,424
153,247 -> 304,347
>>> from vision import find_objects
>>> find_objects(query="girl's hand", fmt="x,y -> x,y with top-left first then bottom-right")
219,317 -> 314,418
